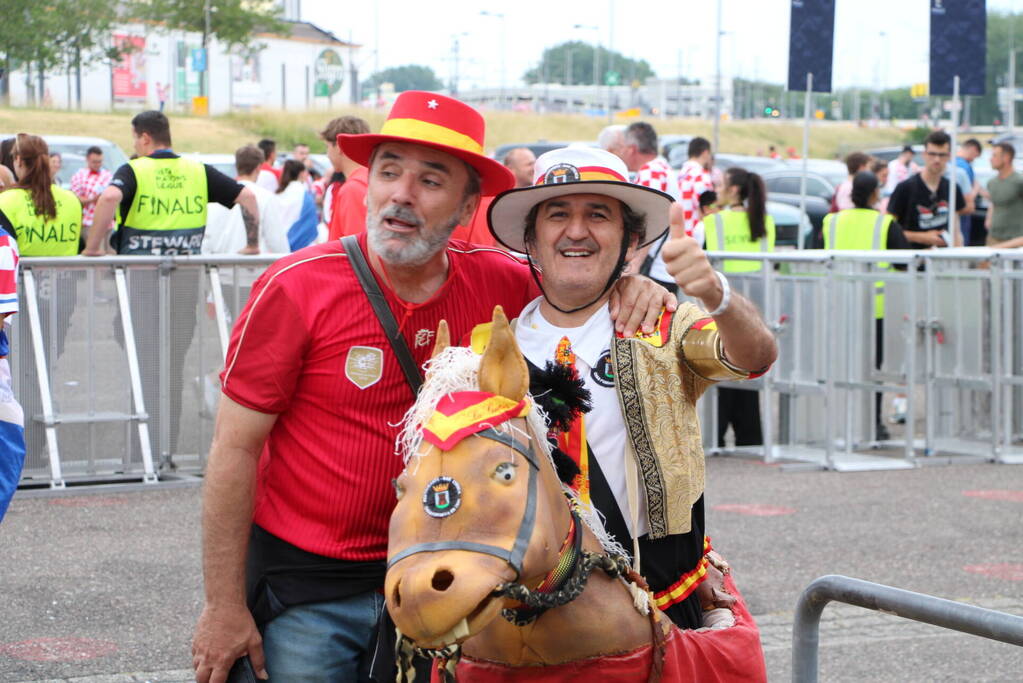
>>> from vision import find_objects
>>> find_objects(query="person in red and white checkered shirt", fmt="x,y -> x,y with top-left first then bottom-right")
68,146 -> 113,236
608,122 -> 685,279
678,137 -> 714,246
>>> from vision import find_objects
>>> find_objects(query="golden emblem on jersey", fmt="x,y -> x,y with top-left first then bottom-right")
345,346 -> 383,389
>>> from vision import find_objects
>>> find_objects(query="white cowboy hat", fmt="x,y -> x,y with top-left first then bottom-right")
487,146 -> 673,253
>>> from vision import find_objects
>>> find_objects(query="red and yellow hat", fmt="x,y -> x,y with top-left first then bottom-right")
421,391 -> 530,451
337,91 -> 515,195
487,146 -> 672,253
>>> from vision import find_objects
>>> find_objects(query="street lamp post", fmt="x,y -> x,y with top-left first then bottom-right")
450,32 -> 469,96
1010,12 -> 1018,135
713,0 -> 723,152
574,23 -> 600,113
480,10 -> 507,109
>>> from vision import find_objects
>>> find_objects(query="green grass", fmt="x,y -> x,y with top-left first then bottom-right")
0,105 -> 908,159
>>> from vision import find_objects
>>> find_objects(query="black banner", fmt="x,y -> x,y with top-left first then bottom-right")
929,0 -> 986,96
787,0 -> 835,92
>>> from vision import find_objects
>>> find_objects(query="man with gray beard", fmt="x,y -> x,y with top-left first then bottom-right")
191,91 -> 676,682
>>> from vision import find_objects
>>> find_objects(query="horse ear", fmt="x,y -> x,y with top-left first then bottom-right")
478,306 -> 529,401
431,319 -> 450,359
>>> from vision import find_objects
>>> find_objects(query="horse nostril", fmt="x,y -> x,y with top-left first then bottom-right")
393,581 -> 402,607
432,569 -> 455,592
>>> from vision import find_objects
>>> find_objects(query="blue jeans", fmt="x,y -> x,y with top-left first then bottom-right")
262,590 -> 385,682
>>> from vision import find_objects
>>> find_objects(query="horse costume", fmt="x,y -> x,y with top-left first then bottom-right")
385,307 -> 766,682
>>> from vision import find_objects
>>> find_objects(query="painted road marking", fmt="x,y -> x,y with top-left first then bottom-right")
48,496 -> 129,507
711,503 -> 796,516
963,490 -> 1023,503
0,637 -> 117,661
963,563 -> 1023,581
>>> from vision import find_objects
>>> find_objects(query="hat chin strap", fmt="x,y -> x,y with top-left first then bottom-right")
526,236 -> 630,315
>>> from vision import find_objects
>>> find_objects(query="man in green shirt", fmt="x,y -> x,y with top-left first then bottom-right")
985,142 -> 1023,247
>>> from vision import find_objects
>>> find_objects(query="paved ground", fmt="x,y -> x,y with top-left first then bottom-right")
1,456 -> 1021,682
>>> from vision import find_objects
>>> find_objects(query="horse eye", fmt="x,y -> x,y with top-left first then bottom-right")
492,462 -> 517,485
392,478 -> 405,500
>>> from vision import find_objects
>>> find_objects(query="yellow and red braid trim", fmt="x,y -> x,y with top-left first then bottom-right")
652,536 -> 713,611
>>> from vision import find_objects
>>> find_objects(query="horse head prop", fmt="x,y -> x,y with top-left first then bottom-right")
386,306 -> 661,676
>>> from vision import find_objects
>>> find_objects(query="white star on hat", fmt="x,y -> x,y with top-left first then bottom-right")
427,99 -> 439,109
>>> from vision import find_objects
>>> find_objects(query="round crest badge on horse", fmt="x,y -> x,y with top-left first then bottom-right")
424,477 -> 462,518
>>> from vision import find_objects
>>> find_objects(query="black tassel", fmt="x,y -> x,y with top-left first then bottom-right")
549,445 -> 582,485
528,361 -> 592,433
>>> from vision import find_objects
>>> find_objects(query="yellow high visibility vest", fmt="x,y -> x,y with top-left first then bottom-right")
118,156 -> 208,255
0,186 -> 81,256
822,208 -> 891,319
703,209 -> 776,272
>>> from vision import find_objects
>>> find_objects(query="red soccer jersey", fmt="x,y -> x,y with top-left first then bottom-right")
221,233 -> 537,561
450,195 -> 496,247
326,166 -> 369,241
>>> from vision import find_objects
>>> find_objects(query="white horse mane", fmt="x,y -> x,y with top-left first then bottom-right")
395,346 -> 628,559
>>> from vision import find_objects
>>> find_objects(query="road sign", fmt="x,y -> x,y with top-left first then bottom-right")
605,70 -> 620,86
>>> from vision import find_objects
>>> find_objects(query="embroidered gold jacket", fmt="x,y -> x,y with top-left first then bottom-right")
611,302 -> 753,539
471,302 -> 757,540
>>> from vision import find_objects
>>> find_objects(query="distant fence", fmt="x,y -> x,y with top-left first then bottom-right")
698,249 -> 1023,471
11,255 -> 279,488
792,574 -> 1023,683
10,249 -> 1023,489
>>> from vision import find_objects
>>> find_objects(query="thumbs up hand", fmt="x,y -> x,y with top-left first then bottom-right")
661,235 -> 723,313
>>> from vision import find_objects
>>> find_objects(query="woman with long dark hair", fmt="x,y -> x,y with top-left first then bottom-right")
273,159 -> 318,251
701,166 -> 775,448
702,166 -> 775,272
0,134 -> 81,256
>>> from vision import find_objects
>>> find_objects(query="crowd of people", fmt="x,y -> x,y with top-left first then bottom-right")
0,94 -> 1021,680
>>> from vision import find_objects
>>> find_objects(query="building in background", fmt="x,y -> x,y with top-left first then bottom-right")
6,20 -> 360,115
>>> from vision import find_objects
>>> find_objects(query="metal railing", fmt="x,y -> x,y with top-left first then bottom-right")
792,574 -> 1023,683
10,255 -> 280,488
9,248 -> 1023,488
698,248 -> 1023,470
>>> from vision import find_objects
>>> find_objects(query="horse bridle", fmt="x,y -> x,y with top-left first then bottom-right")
387,426 -> 541,579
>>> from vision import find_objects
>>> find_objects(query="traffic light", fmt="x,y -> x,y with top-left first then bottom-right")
763,105 -> 774,116
910,83 -> 929,99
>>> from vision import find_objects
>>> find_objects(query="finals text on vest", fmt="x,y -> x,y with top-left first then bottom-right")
121,158 -> 208,255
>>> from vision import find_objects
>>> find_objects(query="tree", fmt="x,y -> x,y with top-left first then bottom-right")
133,0 -> 286,96
523,42 -> 656,86
53,0 -> 129,109
364,65 -> 444,94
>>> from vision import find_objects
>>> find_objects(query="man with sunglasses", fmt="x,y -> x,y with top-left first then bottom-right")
887,130 -> 966,248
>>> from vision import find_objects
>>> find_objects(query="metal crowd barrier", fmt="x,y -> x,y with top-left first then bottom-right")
792,574 -> 1023,683
699,248 -> 1023,470
10,255 -> 280,488
10,249 -> 1023,488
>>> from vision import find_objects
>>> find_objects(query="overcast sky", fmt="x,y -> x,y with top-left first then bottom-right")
301,0 -> 1017,91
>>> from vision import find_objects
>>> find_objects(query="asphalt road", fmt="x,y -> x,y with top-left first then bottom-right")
1,456 -> 1021,682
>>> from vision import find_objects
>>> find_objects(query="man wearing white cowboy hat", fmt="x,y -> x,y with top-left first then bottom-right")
192,93 -> 676,682
483,147 -> 777,637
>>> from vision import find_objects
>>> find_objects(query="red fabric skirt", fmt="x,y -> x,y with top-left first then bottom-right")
441,574 -> 767,682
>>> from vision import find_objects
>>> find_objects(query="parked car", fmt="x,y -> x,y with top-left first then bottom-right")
52,153 -> 87,190
490,141 -> 595,162
659,134 -> 693,162
308,154 -> 332,177
183,153 -> 237,179
766,200 -> 812,248
708,153 -> 786,175
761,169 -> 836,235
865,145 -> 924,168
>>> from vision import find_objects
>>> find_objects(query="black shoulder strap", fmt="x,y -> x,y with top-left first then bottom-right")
341,235 -> 423,396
